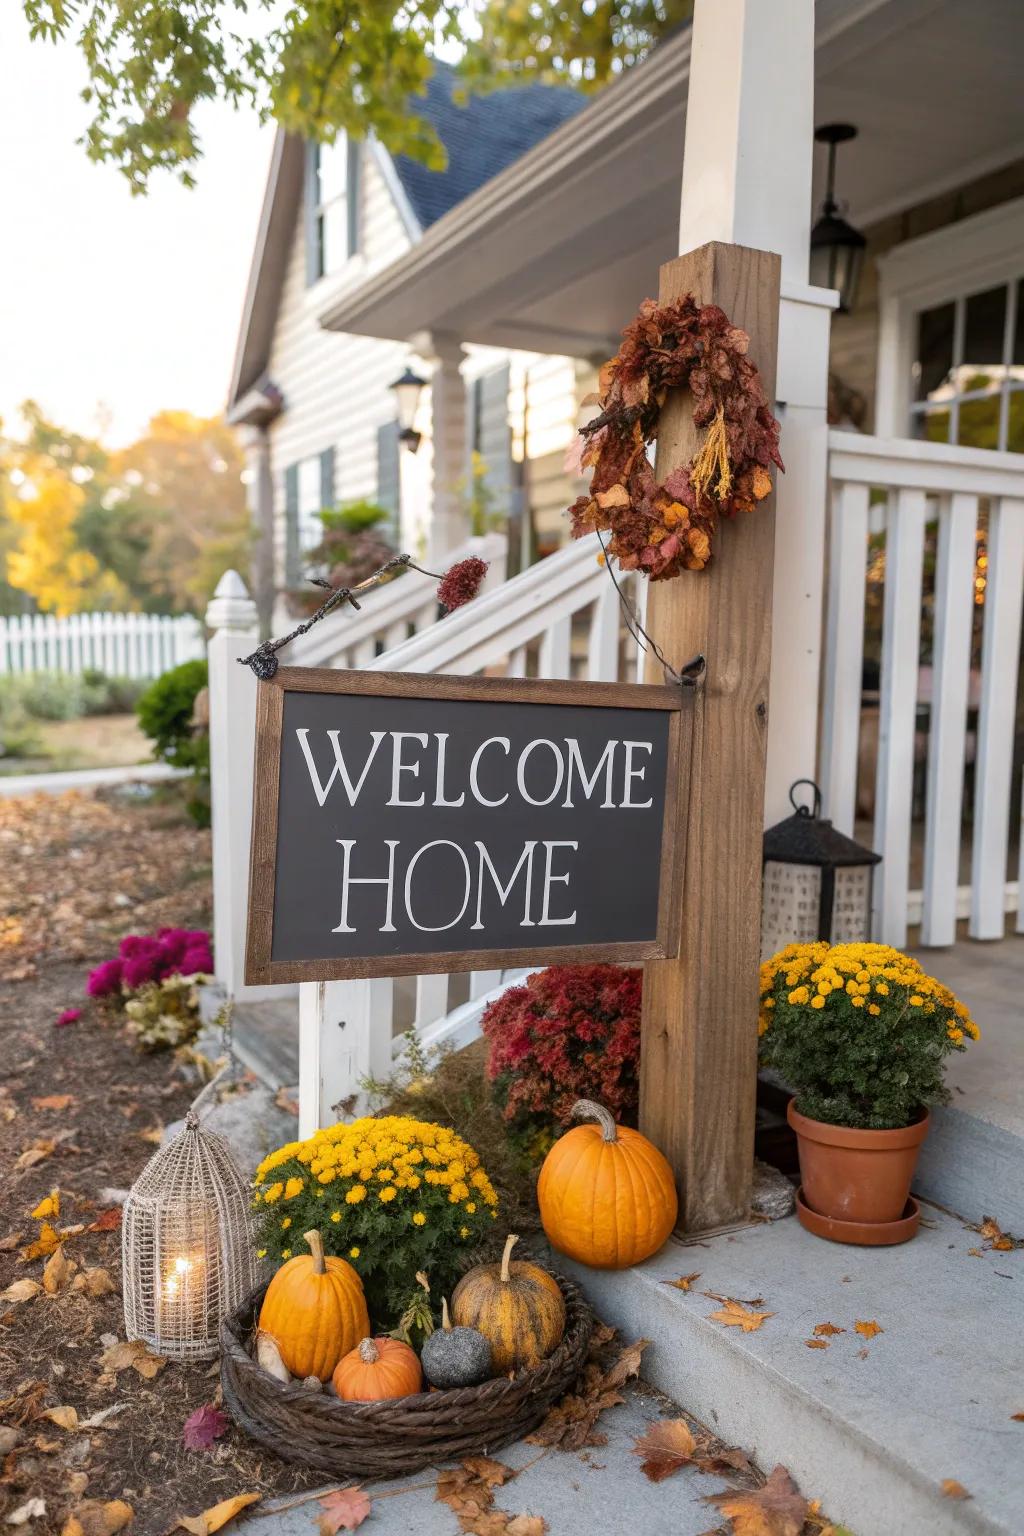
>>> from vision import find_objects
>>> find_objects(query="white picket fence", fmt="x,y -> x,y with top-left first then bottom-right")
821,430 -> 1024,949
0,611 -> 204,679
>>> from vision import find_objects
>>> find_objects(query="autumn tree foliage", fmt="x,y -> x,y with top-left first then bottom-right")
0,405 -> 249,616
21,0 -> 692,192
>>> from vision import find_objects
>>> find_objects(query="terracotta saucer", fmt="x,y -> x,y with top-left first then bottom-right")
794,1186 -> 920,1246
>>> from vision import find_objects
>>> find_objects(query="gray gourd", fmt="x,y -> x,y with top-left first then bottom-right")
420,1298 -> 492,1388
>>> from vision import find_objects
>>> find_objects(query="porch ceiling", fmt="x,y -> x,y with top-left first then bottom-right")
321,0 -> 1024,357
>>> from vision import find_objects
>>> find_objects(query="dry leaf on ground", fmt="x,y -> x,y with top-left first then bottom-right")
632,1418 -> 697,1481
20,1223 -> 62,1262
940,1480 -> 970,1500
805,1339 -> 829,1350
707,1298 -> 775,1333
60,1500 -> 134,1536
42,1244 -> 77,1295
2,1278 -> 42,1305
41,1405 -> 78,1430
975,1216 -> 1021,1251
31,1095 -> 76,1112
15,1141 -> 55,1172
86,1208 -> 122,1233
175,1493 -> 261,1534
704,1463 -> 808,1536
527,1338 -> 647,1451
7,1498 -> 47,1526
71,1268 -> 116,1298
182,1403 -> 228,1451
813,1323 -> 844,1337
29,1190 -> 59,1221
853,1320 -> 883,1339
662,1272 -> 701,1292
602,1337 -> 650,1389
99,1338 -> 166,1378
1011,1412 -> 1024,1422
317,1487 -> 372,1534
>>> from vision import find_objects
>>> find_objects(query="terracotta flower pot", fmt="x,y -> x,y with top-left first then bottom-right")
788,1100 -> 929,1227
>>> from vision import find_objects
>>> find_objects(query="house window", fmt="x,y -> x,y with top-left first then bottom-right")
911,276 -> 1024,452
305,139 -> 361,284
284,447 -> 335,586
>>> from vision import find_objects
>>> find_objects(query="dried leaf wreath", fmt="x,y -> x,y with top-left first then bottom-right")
567,294 -> 783,580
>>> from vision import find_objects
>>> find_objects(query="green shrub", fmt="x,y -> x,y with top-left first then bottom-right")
0,671 -> 147,722
137,659 -> 210,826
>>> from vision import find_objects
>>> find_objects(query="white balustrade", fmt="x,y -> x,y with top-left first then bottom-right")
822,431 -> 1024,946
0,609 -> 204,678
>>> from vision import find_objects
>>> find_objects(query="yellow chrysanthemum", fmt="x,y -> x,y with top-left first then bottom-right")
412,1212 -> 426,1226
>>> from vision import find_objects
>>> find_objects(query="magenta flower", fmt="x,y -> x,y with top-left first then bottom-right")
55,1008 -> 81,1028
86,958 -> 124,997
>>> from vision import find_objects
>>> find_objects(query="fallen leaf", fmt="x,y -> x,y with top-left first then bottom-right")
967,1247 -> 984,1258
176,1493 -> 261,1534
274,1086 -> 300,1117
7,1498 -> 46,1526
86,1208 -> 122,1233
99,1338 -> 166,1377
31,1095 -> 75,1111
940,1480 -> 970,1501
812,1322 -> 845,1336
61,1500 -> 135,1536
462,1458 -> 517,1489
0,1233 -> 21,1252
15,1141 -> 55,1172
695,1444 -> 755,1478
317,1486 -> 372,1533
71,1268 -> 116,1298
707,1298 -> 775,1333
602,1337 -> 650,1389
505,1520 -> 546,1536
41,1405 -> 78,1431
662,1272 -> 702,1292
78,1403 -> 127,1430
1011,1412 -> 1024,1422
1,1279 -> 42,1305
19,1223 -> 62,1262
976,1216 -> 1020,1250
632,1418 -> 697,1481
853,1320 -> 883,1339
705,1463 -> 808,1536
42,1244 -> 76,1295
29,1190 -> 59,1221
805,1339 -> 830,1350
183,1403 -> 229,1451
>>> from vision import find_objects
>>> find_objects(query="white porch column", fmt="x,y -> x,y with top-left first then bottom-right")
206,570 -> 294,1003
424,332 -> 470,563
240,425 -> 275,638
680,0 -> 836,825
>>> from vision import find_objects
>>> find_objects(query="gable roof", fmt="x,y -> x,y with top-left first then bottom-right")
227,66 -> 582,418
390,63 -> 584,231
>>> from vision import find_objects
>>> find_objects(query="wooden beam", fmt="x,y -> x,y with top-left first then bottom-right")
640,241 -> 781,1232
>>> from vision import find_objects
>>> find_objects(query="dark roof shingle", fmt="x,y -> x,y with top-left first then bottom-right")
391,62 -> 583,230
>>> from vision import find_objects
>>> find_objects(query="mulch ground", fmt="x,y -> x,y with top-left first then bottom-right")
0,787 -> 320,1535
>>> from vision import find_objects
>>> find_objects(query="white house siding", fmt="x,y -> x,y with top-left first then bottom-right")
267,149 -> 413,613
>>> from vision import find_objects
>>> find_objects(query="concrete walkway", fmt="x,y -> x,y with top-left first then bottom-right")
0,761 -> 182,796
236,1386 -> 738,1536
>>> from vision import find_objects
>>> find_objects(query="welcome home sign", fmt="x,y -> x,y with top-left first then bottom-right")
245,668 -> 686,983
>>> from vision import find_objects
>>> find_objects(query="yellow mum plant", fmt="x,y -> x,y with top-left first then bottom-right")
758,941 -> 978,1130
253,1116 -> 498,1319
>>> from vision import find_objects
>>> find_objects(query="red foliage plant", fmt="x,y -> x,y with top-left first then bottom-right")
481,964 -> 642,1128
567,294 -> 783,580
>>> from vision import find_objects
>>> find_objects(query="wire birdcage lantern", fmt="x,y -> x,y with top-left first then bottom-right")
122,1109 -> 258,1361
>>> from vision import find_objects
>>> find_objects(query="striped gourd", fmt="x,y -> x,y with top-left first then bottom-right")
450,1234 -> 565,1374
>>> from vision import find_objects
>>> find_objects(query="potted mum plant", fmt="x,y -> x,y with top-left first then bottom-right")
759,941 -> 979,1244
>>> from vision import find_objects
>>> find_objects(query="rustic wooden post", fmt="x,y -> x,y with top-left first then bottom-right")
640,240 -> 781,1232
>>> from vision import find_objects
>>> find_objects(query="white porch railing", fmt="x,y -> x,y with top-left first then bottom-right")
294,532 -> 649,1133
821,430 -> 1024,949
0,610 -> 203,678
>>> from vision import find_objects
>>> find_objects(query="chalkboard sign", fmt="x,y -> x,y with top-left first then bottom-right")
245,668 -> 686,984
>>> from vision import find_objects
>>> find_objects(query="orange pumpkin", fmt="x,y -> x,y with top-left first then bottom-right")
333,1336 -> 423,1402
258,1229 -> 369,1381
450,1234 -> 564,1373
537,1099 -> 678,1268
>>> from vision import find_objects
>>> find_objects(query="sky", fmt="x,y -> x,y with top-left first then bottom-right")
0,10 -> 275,446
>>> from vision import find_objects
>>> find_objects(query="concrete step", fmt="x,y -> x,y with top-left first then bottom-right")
559,1203 -> 1023,1536
200,983 -> 299,1092
910,939 -> 1024,1232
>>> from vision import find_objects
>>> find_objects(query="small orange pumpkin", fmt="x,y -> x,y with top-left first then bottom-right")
258,1229 -> 369,1381
332,1336 -> 423,1402
537,1099 -> 678,1268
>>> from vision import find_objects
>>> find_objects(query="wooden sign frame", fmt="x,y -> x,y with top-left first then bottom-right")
245,666 -> 689,984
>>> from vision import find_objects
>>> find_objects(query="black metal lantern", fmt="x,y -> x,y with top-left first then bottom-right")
761,780 -> 880,958
389,366 -> 427,451
810,124 -> 866,315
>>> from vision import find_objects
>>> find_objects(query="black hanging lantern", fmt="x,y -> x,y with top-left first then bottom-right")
389,366 -> 427,452
810,124 -> 866,314
761,780 -> 880,958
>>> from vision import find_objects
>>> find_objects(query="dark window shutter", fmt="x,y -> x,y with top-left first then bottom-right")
376,419 -> 401,542
284,463 -> 300,586
304,143 -> 321,286
319,445 -> 336,513
347,138 -> 362,257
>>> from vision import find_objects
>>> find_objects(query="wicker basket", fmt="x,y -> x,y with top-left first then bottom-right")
220,1272 -> 593,1479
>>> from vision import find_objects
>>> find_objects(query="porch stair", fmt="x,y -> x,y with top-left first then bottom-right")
560,1202 -> 1023,1536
